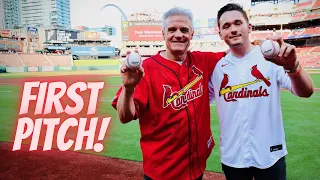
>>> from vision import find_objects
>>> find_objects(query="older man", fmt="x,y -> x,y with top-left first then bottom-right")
112,7 -> 225,180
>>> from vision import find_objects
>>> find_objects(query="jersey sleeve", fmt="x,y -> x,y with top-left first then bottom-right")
275,64 -> 293,93
111,71 -> 149,120
206,52 -> 226,73
209,74 -> 216,103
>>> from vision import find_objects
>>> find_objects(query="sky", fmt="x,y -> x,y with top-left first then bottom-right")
70,0 -> 251,28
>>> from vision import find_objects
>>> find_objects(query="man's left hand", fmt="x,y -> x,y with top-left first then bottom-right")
264,36 -> 298,71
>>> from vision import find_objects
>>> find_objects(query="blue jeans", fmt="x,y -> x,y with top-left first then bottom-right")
222,156 -> 287,180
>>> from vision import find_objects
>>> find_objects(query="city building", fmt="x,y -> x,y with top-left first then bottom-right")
2,0 -> 20,29
21,0 -> 71,28
89,25 -> 116,36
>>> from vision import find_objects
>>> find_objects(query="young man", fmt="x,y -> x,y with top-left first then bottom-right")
112,7 -> 225,180
209,3 -> 314,180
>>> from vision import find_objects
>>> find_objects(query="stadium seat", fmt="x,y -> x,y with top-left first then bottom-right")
250,32 -> 274,40
291,13 -> 308,22
0,54 -> 23,66
296,46 -> 320,68
0,54 -> 72,67
304,13 -> 320,21
295,1 -> 313,11
301,27 -> 320,36
313,0 -> 320,9
311,46 -> 320,52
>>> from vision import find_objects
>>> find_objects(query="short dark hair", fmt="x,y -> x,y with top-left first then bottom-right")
217,3 -> 249,28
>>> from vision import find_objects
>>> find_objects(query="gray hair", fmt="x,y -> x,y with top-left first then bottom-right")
162,7 -> 194,31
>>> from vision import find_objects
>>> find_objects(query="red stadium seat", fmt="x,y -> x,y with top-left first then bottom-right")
290,29 -> 305,37
295,1 -> 313,10
0,54 -> 23,66
304,13 -> 320,20
277,31 -> 291,39
291,13 -> 307,22
250,32 -> 274,40
311,47 -> 320,52
0,54 -> 72,67
313,0 -> 320,9
301,27 -> 320,36
296,46 -> 320,68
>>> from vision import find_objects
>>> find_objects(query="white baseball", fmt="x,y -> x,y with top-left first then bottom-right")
125,52 -> 142,69
261,40 -> 280,58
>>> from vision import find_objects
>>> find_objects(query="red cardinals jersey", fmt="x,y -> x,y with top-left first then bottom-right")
112,51 -> 225,180
209,46 -> 293,169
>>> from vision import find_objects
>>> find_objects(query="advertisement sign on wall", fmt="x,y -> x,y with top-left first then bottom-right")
45,30 -> 78,42
71,46 -> 115,56
122,21 -> 163,41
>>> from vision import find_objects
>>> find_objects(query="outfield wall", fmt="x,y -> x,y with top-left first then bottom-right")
3,59 -> 123,73
5,65 -> 121,73
4,66 -> 320,73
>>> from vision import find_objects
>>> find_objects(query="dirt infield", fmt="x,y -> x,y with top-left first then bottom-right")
0,142 -> 225,180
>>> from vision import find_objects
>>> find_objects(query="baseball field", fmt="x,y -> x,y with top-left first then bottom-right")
0,69 -> 319,180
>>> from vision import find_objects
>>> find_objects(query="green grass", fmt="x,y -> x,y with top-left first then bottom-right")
310,73 -> 320,88
97,86 -> 143,160
280,91 -> 320,180
0,72 -> 319,180
0,86 -> 21,142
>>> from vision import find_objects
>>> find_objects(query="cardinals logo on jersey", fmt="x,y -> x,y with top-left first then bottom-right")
163,65 -> 203,110
251,65 -> 271,87
219,65 -> 270,102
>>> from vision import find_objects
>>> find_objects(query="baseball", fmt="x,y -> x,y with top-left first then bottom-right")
125,52 -> 142,69
261,40 -> 280,58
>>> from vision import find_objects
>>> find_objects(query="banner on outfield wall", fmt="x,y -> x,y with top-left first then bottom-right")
6,67 -> 24,73
57,66 -> 73,71
71,46 -> 116,56
5,65 -> 121,73
122,21 -> 163,41
41,66 -> 54,72
28,67 -> 39,72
